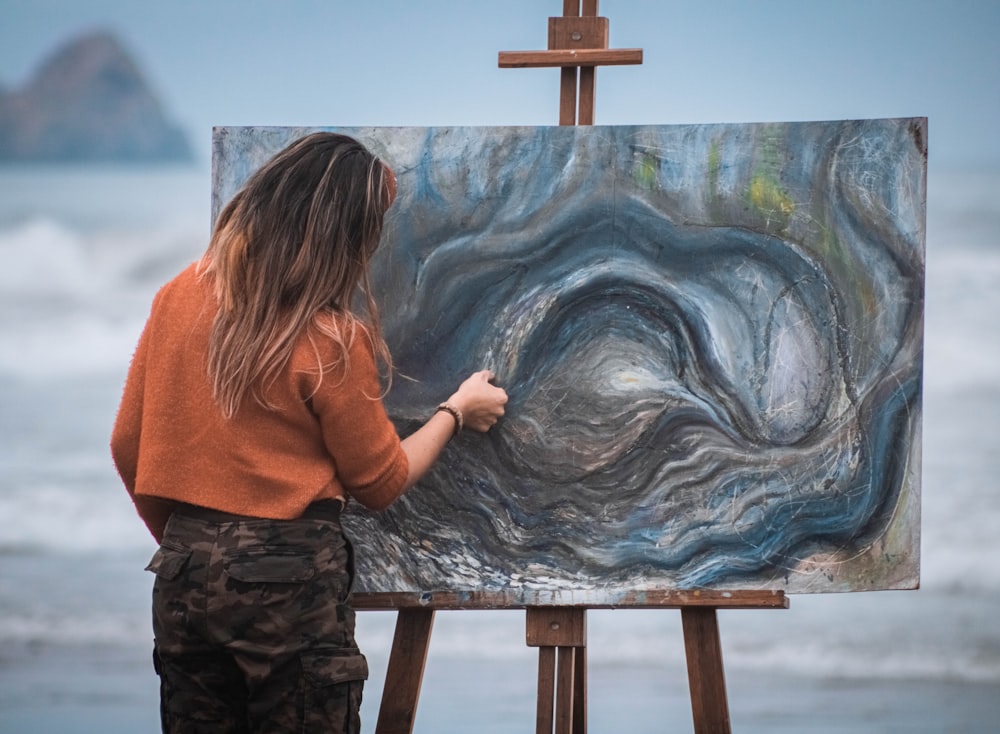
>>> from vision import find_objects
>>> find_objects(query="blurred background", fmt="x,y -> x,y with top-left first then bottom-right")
1,1 -> 998,732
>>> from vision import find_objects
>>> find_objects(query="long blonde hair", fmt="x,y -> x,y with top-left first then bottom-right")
201,132 -> 395,417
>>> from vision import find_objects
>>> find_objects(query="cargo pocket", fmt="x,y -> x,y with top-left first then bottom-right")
300,648 -> 369,733
224,546 -> 316,583
145,541 -> 192,581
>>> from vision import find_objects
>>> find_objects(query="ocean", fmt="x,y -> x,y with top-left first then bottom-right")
0,162 -> 998,732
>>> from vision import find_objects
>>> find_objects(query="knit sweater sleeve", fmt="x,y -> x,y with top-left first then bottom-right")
111,321 -> 147,501
307,326 -> 409,511
110,303 -> 175,542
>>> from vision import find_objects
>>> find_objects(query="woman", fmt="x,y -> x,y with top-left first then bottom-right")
111,132 -> 508,733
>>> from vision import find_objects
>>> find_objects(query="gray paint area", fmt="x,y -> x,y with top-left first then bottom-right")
213,121 -> 925,597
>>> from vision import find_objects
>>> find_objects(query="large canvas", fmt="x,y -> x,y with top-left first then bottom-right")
213,120 -> 925,597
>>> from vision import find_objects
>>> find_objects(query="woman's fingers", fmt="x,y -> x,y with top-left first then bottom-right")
452,370 -> 507,432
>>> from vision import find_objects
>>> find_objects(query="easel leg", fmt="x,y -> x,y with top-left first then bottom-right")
527,607 -> 587,734
555,646 -> 576,733
572,644 -> 586,734
536,646 -> 583,734
681,607 -> 731,734
536,646 -> 556,733
375,608 -> 435,734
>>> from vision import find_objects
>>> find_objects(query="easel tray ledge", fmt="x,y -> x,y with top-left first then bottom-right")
350,588 -> 788,611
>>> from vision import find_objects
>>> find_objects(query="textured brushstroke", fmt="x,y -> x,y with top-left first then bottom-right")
213,121 -> 925,595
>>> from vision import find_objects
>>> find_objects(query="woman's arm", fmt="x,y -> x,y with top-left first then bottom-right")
400,369 -> 508,489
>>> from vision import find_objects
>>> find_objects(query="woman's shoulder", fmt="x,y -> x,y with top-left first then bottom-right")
292,310 -> 377,373
152,261 -> 206,302
147,261 -> 212,319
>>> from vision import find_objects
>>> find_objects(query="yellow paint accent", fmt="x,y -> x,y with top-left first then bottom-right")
708,141 -> 721,193
748,175 -> 794,217
636,151 -> 658,190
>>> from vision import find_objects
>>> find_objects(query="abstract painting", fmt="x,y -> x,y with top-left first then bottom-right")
213,120 -> 925,597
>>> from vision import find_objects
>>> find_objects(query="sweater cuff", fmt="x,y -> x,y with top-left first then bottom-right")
346,450 -> 409,511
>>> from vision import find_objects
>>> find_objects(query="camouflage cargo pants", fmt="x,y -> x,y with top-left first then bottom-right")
145,502 -> 367,733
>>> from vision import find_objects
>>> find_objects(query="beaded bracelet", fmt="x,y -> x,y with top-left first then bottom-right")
435,402 -> 463,438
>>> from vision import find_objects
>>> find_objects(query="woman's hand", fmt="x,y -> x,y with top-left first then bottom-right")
399,369 -> 508,491
448,370 -> 508,432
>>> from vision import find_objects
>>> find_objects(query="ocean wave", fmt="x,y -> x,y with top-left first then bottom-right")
923,248 -> 1000,393
2,578 -> 997,684
0,214 -> 203,378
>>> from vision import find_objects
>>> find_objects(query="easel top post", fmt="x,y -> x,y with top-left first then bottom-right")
497,0 -> 643,125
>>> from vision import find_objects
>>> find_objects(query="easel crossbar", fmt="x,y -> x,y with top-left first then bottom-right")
498,48 -> 643,68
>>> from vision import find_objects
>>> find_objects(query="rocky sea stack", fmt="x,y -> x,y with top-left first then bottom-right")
0,30 -> 193,163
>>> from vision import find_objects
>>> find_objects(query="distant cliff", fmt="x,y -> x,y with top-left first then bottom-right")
0,31 -> 193,163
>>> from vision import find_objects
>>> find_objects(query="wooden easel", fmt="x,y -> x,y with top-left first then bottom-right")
354,3 -> 790,733
352,590 -> 787,734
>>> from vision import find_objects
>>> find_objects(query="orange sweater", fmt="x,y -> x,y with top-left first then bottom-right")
111,263 -> 409,542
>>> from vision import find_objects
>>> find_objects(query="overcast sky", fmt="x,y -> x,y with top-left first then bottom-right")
2,0 -> 998,168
